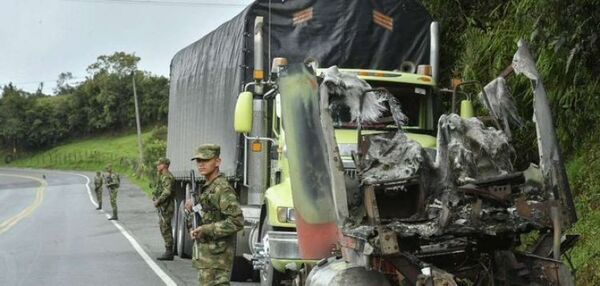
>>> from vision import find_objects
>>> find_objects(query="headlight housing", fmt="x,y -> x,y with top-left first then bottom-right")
277,207 -> 296,223
337,143 -> 357,157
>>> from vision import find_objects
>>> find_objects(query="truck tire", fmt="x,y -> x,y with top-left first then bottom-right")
171,198 -> 179,253
176,201 -> 193,258
260,219 -> 285,286
231,256 -> 256,282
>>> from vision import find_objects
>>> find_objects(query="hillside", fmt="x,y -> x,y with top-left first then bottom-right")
0,131 -> 155,196
565,132 -> 600,285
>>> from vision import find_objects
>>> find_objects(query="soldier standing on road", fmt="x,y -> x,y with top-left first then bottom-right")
185,144 -> 244,286
94,171 -> 103,210
105,164 -> 120,220
153,157 -> 176,261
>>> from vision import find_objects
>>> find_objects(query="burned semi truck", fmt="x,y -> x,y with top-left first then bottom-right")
167,0 -> 577,284
267,40 -> 578,285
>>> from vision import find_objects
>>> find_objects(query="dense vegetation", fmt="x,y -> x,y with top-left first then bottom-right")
423,0 -> 598,152
0,52 -> 168,153
422,0 -> 599,284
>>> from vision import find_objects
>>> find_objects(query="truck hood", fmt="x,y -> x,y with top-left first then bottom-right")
335,129 -> 436,159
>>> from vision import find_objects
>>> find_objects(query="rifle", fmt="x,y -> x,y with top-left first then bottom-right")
150,176 -> 159,200
189,169 -> 202,231
151,177 -> 164,221
104,174 -> 113,193
157,207 -> 165,222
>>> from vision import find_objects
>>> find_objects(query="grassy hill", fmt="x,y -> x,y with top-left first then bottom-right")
0,131 -> 154,196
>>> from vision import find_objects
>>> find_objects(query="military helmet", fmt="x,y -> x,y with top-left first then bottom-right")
105,164 -> 113,172
191,144 -> 221,161
156,157 -> 170,166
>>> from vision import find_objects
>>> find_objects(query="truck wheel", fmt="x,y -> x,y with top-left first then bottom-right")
171,199 -> 179,253
260,219 -> 285,286
231,256 -> 256,282
176,201 -> 192,258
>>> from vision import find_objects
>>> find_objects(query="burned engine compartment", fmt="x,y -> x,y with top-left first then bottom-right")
315,41 -> 578,285
351,114 -> 549,237
337,114 -> 562,285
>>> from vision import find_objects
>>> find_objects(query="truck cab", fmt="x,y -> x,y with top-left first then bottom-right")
235,65 -> 440,285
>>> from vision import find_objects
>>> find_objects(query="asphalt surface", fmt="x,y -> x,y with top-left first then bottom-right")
0,168 -> 258,286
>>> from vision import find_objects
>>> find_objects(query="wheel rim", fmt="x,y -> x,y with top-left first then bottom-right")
260,261 -> 272,284
260,221 -> 273,284
177,203 -> 185,255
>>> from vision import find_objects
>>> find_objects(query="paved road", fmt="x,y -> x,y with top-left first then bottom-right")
0,168 -> 258,286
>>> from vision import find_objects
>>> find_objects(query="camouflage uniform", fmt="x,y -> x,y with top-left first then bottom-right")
105,168 -> 120,219
94,172 -> 103,209
154,165 -> 175,251
189,144 -> 244,286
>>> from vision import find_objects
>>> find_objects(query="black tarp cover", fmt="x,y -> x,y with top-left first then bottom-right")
167,0 -> 432,177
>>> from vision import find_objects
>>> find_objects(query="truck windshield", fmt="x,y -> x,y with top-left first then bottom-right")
330,81 -> 432,130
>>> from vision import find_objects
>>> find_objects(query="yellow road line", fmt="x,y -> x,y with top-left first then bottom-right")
0,174 -> 47,234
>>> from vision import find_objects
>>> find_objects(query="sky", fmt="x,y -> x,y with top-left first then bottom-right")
0,0 -> 253,93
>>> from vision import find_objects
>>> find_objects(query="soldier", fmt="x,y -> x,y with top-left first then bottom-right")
105,164 -> 120,220
94,171 -> 103,210
153,157 -> 175,261
185,144 -> 244,286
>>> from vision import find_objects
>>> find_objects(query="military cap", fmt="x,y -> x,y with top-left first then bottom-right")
156,157 -> 170,166
191,144 -> 221,161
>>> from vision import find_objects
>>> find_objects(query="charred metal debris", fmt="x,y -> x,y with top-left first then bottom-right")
318,41 -> 578,285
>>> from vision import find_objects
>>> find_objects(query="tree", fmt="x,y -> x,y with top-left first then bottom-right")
0,84 -> 31,152
55,72 -> 75,95
86,52 -> 140,77
0,52 -> 169,151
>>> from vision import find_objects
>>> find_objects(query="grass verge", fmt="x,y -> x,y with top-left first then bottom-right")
0,131 -> 154,196
566,136 -> 600,285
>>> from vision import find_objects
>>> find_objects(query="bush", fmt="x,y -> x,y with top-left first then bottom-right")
136,126 -> 167,183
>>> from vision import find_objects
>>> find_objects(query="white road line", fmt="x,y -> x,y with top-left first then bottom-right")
73,173 -> 177,286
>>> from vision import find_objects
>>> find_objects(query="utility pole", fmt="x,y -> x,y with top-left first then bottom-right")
132,71 -> 144,165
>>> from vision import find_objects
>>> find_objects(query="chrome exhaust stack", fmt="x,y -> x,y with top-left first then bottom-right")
254,16 -> 264,95
430,21 -> 440,83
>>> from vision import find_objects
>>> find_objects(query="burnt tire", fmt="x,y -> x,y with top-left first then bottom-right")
176,201 -> 192,258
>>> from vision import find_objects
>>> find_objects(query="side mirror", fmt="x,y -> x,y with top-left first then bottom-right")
234,91 -> 253,133
460,100 -> 474,119
451,80 -> 480,118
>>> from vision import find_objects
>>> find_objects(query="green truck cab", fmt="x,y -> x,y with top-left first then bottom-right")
234,66 -> 444,285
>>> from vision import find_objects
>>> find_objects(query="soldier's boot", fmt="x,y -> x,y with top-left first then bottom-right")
96,202 -> 102,210
108,209 -> 118,220
157,248 -> 174,261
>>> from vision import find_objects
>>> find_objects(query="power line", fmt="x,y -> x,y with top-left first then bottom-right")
0,80 -> 86,95
62,0 -> 249,7
0,76 -> 86,87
